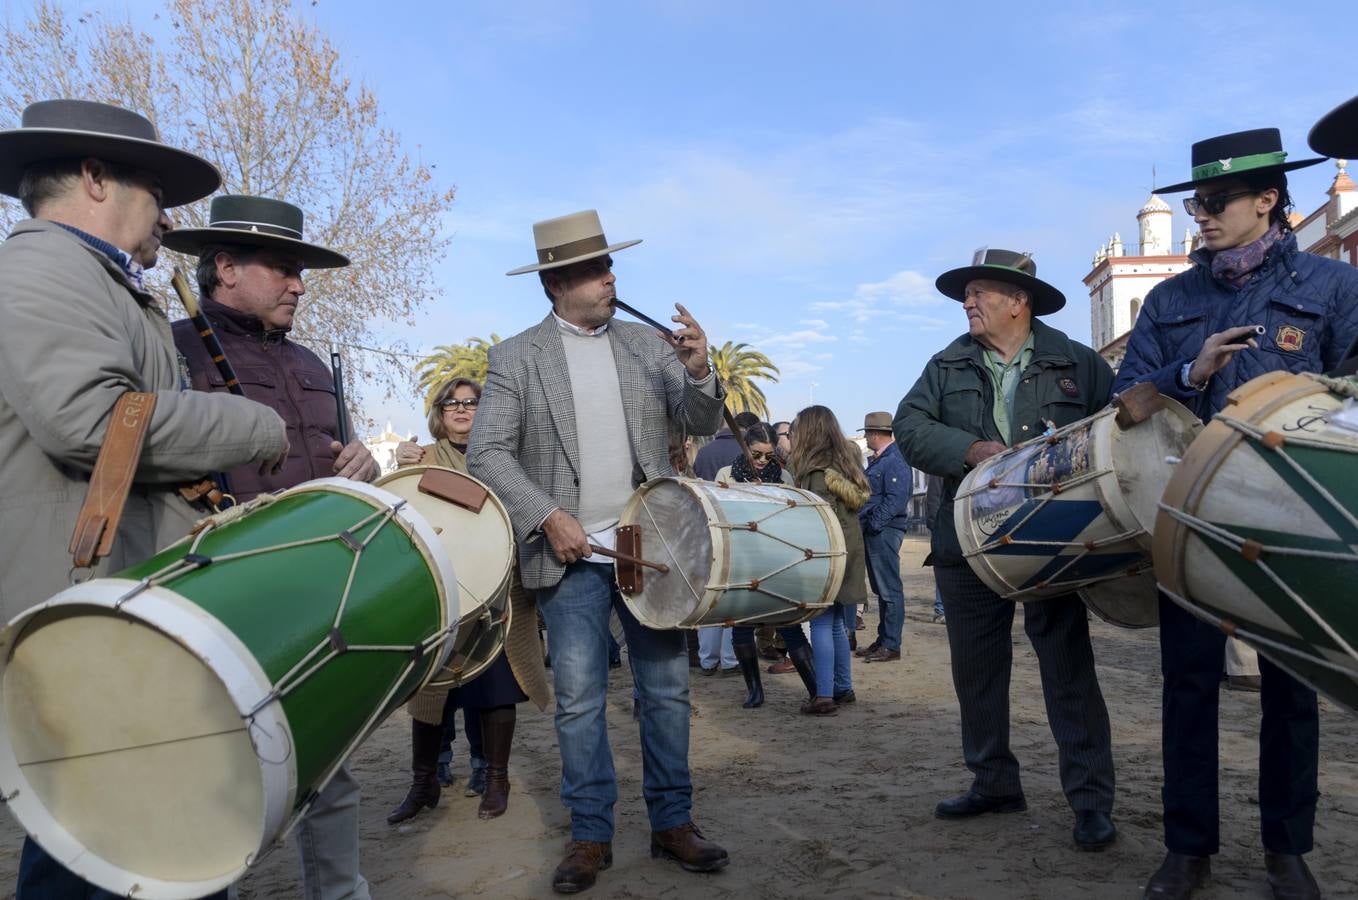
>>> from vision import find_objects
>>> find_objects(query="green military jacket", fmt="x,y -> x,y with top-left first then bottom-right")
892,318 -> 1114,567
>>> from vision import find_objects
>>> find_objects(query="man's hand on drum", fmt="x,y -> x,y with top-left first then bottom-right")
965,440 -> 1007,468
664,303 -> 712,380
394,440 -> 426,468
1188,324 -> 1260,388
542,508 -> 592,564
331,439 -> 379,482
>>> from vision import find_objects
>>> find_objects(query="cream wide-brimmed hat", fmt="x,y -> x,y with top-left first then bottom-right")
505,209 -> 641,276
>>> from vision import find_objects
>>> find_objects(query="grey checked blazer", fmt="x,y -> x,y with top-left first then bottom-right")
467,314 -> 725,590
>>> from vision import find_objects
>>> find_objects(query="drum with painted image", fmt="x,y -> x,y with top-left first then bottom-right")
0,478 -> 457,899
614,477 -> 846,629
954,389 -> 1200,626
1155,370 -> 1358,714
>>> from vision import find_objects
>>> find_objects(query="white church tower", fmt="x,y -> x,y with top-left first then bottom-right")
1084,194 -> 1195,371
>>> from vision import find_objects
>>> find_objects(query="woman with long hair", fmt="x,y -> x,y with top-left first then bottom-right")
786,406 -> 870,716
718,423 -> 818,709
388,378 -> 549,823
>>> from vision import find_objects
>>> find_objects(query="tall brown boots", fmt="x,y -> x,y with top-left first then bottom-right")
477,705 -> 516,819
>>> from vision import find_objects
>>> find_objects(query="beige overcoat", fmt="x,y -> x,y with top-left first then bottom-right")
0,220 -> 287,622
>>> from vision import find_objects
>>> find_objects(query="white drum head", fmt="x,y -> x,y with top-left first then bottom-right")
375,467 -> 514,621
618,480 -> 715,628
0,582 -> 289,898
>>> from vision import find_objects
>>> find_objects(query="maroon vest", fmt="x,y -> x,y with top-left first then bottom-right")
171,297 -> 343,500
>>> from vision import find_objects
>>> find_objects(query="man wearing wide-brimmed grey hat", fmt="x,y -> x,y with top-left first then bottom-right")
164,193 -> 375,900
0,100 -> 287,898
855,411 -> 912,663
469,210 -> 730,893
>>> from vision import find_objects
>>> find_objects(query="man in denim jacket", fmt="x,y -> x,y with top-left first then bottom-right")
1116,127 -> 1358,900
856,411 -> 912,662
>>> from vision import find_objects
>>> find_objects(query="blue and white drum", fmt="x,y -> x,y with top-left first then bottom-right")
954,397 -> 1200,625
615,477 -> 846,629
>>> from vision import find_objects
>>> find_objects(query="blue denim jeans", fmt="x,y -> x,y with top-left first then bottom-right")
864,526 -> 906,650
536,561 -> 693,841
933,584 -> 945,617
809,603 -> 854,697
696,625 -> 735,670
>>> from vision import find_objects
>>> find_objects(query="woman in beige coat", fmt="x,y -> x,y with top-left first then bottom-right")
387,378 -> 548,823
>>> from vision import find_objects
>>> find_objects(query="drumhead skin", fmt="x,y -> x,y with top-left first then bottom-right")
0,478 -> 456,898
1078,569 -> 1159,629
956,398 -> 1200,605
1156,371 -> 1358,713
617,477 -> 846,629
375,466 -> 514,687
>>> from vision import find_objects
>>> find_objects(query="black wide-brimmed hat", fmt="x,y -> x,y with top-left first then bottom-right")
935,247 -> 1065,316
1309,95 -> 1358,158
1153,128 -> 1325,194
0,99 -> 220,208
162,194 -> 349,268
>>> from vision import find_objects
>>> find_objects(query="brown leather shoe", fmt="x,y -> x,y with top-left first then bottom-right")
650,822 -> 730,872
766,657 -> 795,675
863,647 -> 901,662
854,639 -> 880,658
552,840 -> 612,893
800,696 -> 838,716
1228,674 -> 1262,692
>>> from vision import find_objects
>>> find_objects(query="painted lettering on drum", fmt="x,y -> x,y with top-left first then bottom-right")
979,499 -> 1104,549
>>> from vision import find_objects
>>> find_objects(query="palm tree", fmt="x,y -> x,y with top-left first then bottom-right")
415,334 -> 502,409
710,341 -> 780,419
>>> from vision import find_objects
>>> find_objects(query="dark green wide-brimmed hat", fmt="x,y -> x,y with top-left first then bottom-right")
935,247 -> 1065,316
0,99 -> 220,207
1309,95 -> 1358,158
162,194 -> 349,268
1153,128 -> 1325,195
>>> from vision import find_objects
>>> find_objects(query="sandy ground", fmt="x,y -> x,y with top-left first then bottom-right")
1,535 -> 1355,899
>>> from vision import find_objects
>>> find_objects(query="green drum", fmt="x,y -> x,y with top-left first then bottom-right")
1155,371 -> 1358,715
0,478 -> 457,899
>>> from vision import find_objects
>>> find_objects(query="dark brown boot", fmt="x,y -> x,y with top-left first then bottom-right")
553,840 -> 612,893
477,705 -> 515,819
788,644 -> 817,699
650,822 -> 729,872
387,718 -> 442,824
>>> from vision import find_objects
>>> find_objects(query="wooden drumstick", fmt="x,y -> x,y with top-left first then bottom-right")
589,543 -> 670,573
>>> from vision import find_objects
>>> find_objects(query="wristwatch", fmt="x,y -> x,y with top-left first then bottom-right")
1179,362 -> 1209,392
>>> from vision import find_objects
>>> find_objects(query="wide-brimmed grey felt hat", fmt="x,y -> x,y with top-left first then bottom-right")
506,209 -> 640,276
936,247 -> 1066,316
0,99 -> 220,208
1153,128 -> 1325,195
1310,95 -> 1358,158
858,412 -> 894,433
161,194 -> 349,268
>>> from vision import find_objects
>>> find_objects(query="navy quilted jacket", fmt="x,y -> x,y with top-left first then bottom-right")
1114,233 -> 1358,421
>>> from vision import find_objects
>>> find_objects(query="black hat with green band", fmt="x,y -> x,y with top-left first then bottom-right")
1153,128 -> 1325,195
162,194 -> 349,268
935,247 -> 1066,316
1309,95 -> 1357,158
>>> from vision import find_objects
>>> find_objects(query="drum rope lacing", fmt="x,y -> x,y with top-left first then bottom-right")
1158,415 -> 1358,667
109,493 -> 456,822
955,437 -> 1143,592
643,481 -> 845,623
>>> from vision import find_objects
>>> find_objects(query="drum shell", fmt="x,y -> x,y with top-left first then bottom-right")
955,399 -> 1199,605
1154,370 -> 1358,714
0,478 -> 456,899
374,466 -> 514,689
617,478 -> 846,629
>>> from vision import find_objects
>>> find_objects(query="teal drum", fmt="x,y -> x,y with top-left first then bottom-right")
0,478 -> 457,899
1155,370 -> 1358,716
615,477 -> 846,629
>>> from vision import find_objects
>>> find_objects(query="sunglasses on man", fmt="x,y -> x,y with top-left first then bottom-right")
1183,190 -> 1256,217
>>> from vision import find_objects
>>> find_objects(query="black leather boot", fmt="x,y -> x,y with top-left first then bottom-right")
387,718 -> 442,824
478,705 -> 515,819
734,643 -> 764,708
788,644 -> 817,699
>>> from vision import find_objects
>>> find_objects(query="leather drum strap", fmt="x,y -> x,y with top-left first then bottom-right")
69,392 -> 157,570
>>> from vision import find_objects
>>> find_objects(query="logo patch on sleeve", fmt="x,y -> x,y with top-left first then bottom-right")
1058,377 -> 1079,397
1274,324 -> 1305,352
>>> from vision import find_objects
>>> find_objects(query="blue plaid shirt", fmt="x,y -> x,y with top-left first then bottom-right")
55,222 -> 146,293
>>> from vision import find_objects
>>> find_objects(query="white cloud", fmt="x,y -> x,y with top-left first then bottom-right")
811,269 -> 946,325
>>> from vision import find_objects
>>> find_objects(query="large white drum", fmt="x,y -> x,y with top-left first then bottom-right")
615,477 -> 846,629
375,465 -> 514,688
954,392 -> 1200,625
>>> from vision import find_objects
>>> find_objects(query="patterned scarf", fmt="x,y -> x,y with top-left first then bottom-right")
730,451 -> 783,484
1210,223 -> 1284,288
56,222 -> 147,293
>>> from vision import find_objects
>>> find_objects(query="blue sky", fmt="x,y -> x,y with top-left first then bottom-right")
209,2 -> 1358,435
